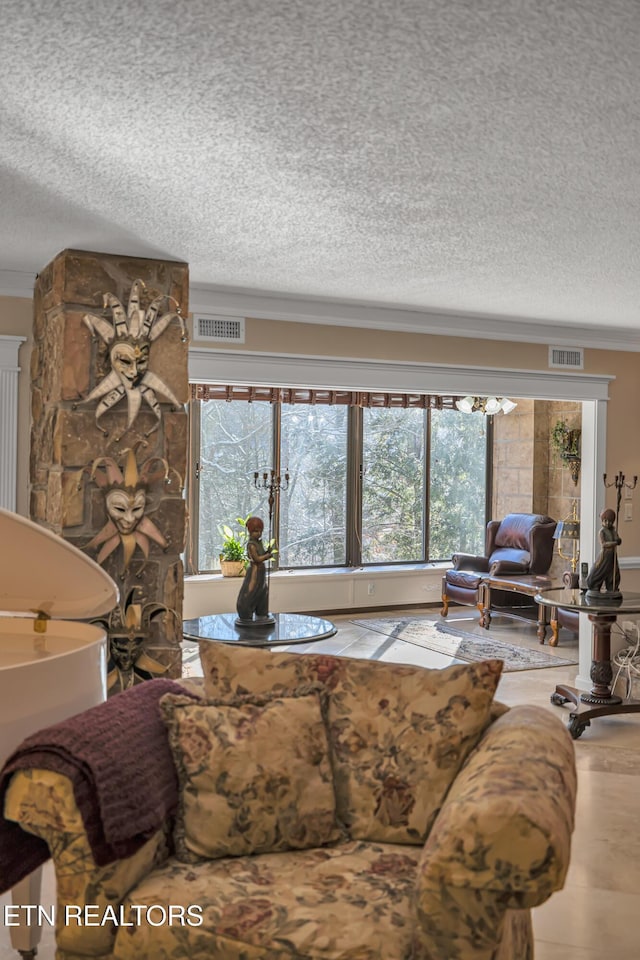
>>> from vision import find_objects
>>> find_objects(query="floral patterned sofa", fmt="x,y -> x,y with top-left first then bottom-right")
3,644 -> 577,960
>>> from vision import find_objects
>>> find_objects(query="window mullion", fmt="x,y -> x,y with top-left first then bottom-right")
485,415 -> 494,526
270,401 -> 282,570
346,405 -> 363,566
424,408 -> 430,562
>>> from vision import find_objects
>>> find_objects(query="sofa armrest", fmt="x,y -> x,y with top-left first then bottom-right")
452,553 -> 490,572
4,769 -> 170,958
414,705 -> 576,959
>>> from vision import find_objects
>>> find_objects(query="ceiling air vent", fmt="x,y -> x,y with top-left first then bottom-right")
548,346 -> 584,370
195,314 -> 245,343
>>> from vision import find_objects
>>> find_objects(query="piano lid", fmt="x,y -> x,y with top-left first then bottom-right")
0,508 -> 119,620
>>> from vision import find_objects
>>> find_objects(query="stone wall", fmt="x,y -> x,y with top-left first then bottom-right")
492,398 -> 581,582
31,250 -> 189,692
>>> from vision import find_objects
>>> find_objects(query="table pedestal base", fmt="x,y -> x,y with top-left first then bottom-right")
551,684 -> 640,739
537,589 -> 640,739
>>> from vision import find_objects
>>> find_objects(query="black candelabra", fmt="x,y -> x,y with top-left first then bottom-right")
254,469 -> 290,531
604,471 -> 638,528
253,468 -> 290,605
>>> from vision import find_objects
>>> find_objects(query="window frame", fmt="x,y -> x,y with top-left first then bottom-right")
186,390 -> 493,573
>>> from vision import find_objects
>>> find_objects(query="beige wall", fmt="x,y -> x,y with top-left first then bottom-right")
4,293 -> 640,562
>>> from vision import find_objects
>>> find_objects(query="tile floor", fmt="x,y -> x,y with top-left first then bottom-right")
2,606 -> 640,959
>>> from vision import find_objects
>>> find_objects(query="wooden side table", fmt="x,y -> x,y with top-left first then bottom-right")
537,587 -> 640,739
482,574 -> 553,643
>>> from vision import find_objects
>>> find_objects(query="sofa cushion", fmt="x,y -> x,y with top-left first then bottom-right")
160,689 -> 343,863
199,642 -> 503,845
445,569 -> 484,589
112,839 -> 426,960
488,546 -> 530,567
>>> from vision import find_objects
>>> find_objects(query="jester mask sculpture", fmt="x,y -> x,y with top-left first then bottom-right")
91,587 -> 176,694
77,279 -> 187,438
84,447 -> 172,576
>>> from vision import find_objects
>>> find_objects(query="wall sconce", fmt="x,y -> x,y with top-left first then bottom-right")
553,501 -> 580,587
455,396 -> 517,415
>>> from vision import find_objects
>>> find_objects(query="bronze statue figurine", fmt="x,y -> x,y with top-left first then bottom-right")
235,516 -> 276,626
585,508 -> 622,600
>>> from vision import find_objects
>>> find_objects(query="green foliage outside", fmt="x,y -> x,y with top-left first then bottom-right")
279,405 -> 348,566
198,400 -> 271,570
429,409 -> 487,559
362,407 -> 424,562
196,398 -> 488,570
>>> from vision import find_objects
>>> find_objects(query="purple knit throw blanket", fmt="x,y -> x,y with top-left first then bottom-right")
0,678 -> 199,894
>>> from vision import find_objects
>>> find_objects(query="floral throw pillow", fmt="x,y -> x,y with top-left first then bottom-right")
159,688 -> 344,863
326,656 -> 503,842
199,641 -> 503,844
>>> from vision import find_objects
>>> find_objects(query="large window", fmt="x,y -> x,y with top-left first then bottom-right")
279,404 -> 348,566
189,386 -> 490,572
361,407 -> 425,563
196,399 -> 272,571
429,408 -> 489,560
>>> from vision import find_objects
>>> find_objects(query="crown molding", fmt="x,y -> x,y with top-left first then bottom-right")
0,270 -> 37,299
188,285 -> 640,353
3,270 -> 638,352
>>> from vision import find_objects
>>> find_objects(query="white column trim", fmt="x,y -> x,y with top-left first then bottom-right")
572,399 -> 608,691
0,335 -> 27,512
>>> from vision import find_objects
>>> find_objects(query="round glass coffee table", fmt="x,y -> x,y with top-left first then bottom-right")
537,587 -> 640,739
184,612 -> 337,648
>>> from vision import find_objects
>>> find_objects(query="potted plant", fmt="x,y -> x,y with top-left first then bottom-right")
551,419 -> 581,485
218,515 -> 250,577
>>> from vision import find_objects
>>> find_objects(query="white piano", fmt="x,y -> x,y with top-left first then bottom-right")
0,507 -> 118,958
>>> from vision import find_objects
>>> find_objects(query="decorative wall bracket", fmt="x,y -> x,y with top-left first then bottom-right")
566,455 -> 581,486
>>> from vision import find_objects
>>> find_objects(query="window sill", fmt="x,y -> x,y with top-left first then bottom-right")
185,561 -> 449,582
183,563 -> 449,619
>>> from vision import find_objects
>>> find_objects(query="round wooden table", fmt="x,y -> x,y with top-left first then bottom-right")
536,587 -> 640,739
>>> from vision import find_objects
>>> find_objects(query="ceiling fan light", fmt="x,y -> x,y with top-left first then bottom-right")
484,397 -> 501,414
500,398 -> 518,414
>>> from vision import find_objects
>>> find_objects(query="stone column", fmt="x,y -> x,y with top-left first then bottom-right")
31,249 -> 189,691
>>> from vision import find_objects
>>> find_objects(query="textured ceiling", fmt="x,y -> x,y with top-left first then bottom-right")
1,0 -> 639,340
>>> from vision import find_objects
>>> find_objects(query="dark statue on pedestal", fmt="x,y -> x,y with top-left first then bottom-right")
585,508 -> 622,601
235,517 -> 276,626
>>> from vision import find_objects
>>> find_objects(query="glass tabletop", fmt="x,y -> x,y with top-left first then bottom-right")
183,612 -> 337,647
536,587 -> 640,615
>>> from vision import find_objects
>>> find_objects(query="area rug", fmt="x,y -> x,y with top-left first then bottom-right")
350,617 -> 578,672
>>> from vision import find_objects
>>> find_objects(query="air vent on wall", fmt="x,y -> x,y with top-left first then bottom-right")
548,346 -> 584,370
194,314 -> 245,343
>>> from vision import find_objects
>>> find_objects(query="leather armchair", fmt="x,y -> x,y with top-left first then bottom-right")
441,513 -> 557,623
